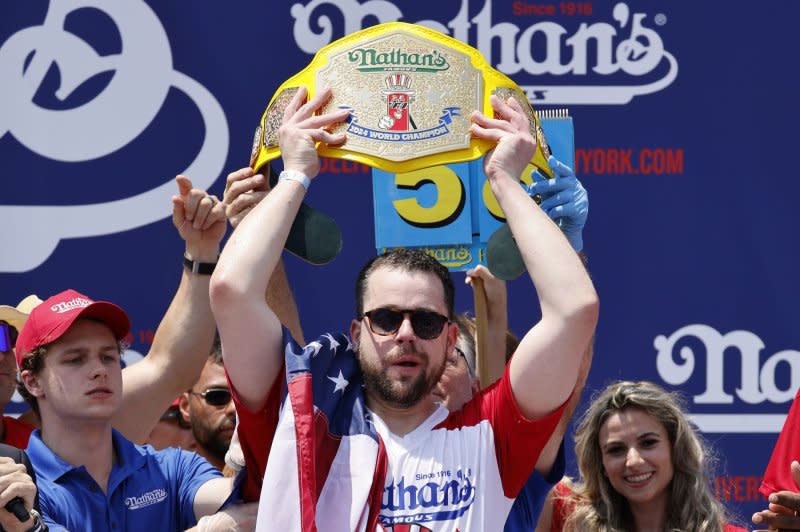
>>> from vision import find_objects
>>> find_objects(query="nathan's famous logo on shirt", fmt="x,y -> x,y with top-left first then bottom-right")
124,488 -> 168,510
380,469 -> 475,525
291,1 -> 677,105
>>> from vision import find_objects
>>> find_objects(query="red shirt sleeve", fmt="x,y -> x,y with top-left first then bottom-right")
227,360 -> 285,503
550,481 -> 573,532
439,364 -> 569,498
761,386 -> 800,496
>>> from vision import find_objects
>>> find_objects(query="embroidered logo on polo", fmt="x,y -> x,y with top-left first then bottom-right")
124,488 -> 168,510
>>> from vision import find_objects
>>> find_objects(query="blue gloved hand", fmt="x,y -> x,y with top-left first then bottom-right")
526,155 -> 588,252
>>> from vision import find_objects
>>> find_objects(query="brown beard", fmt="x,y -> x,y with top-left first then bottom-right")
356,343 -> 447,409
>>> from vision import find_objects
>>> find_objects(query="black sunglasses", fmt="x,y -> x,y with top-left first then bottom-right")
360,308 -> 450,340
0,323 -> 18,353
189,388 -> 232,407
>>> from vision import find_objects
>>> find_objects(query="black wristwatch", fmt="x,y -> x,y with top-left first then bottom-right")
183,254 -> 217,275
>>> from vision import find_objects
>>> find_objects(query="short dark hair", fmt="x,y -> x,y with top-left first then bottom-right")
16,345 -> 47,418
355,249 -> 455,318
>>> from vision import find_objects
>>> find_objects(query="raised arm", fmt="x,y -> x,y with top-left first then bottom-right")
210,87 -> 349,411
222,166 -> 305,345
528,155 -> 594,473
465,265 -> 509,385
115,176 -> 226,442
470,95 -> 598,420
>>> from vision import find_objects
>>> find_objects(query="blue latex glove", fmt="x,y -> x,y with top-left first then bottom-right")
526,155 -> 588,252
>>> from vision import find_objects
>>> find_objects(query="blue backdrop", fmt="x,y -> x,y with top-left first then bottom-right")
2,0 -> 799,521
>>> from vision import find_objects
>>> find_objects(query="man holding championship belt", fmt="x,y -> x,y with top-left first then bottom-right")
212,67 -> 598,532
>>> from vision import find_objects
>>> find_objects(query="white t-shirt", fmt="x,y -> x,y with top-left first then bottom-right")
372,369 -> 564,531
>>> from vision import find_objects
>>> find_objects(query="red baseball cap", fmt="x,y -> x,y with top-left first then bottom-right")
15,289 -> 130,367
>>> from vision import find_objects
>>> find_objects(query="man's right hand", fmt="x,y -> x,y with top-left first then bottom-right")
0,457 -> 36,532
277,86 -> 349,179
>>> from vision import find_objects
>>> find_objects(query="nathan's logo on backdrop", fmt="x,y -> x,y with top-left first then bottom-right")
654,324 -> 798,433
0,1 -> 229,273
290,0 -> 677,105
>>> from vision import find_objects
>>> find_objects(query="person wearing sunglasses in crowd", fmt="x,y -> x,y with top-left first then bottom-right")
210,87 -> 599,530
178,334 -> 235,471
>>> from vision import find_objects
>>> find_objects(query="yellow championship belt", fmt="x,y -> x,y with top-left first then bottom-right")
250,22 -> 553,177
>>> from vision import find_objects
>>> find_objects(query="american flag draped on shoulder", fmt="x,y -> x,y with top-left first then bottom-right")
255,330 -> 389,532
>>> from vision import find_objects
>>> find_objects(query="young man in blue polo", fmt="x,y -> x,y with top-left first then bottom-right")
16,289 -> 238,531
12,179 -> 245,531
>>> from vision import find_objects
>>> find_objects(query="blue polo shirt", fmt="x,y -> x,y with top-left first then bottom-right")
26,429 -> 221,531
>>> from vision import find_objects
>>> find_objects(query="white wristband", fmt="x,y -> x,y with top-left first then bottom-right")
278,169 -> 311,191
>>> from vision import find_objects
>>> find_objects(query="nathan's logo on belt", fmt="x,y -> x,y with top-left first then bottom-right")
347,48 -> 450,73
125,488 -> 168,510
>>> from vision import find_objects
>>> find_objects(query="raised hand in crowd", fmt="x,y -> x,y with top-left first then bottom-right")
113,175 -> 226,443
221,166 -> 305,345
463,264 -> 509,384
222,167 -> 269,230
753,460 -> 800,531
172,174 -> 227,258
527,155 -> 588,253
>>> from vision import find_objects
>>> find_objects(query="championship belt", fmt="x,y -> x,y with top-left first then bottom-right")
251,22 -> 552,176
250,22 -> 554,265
